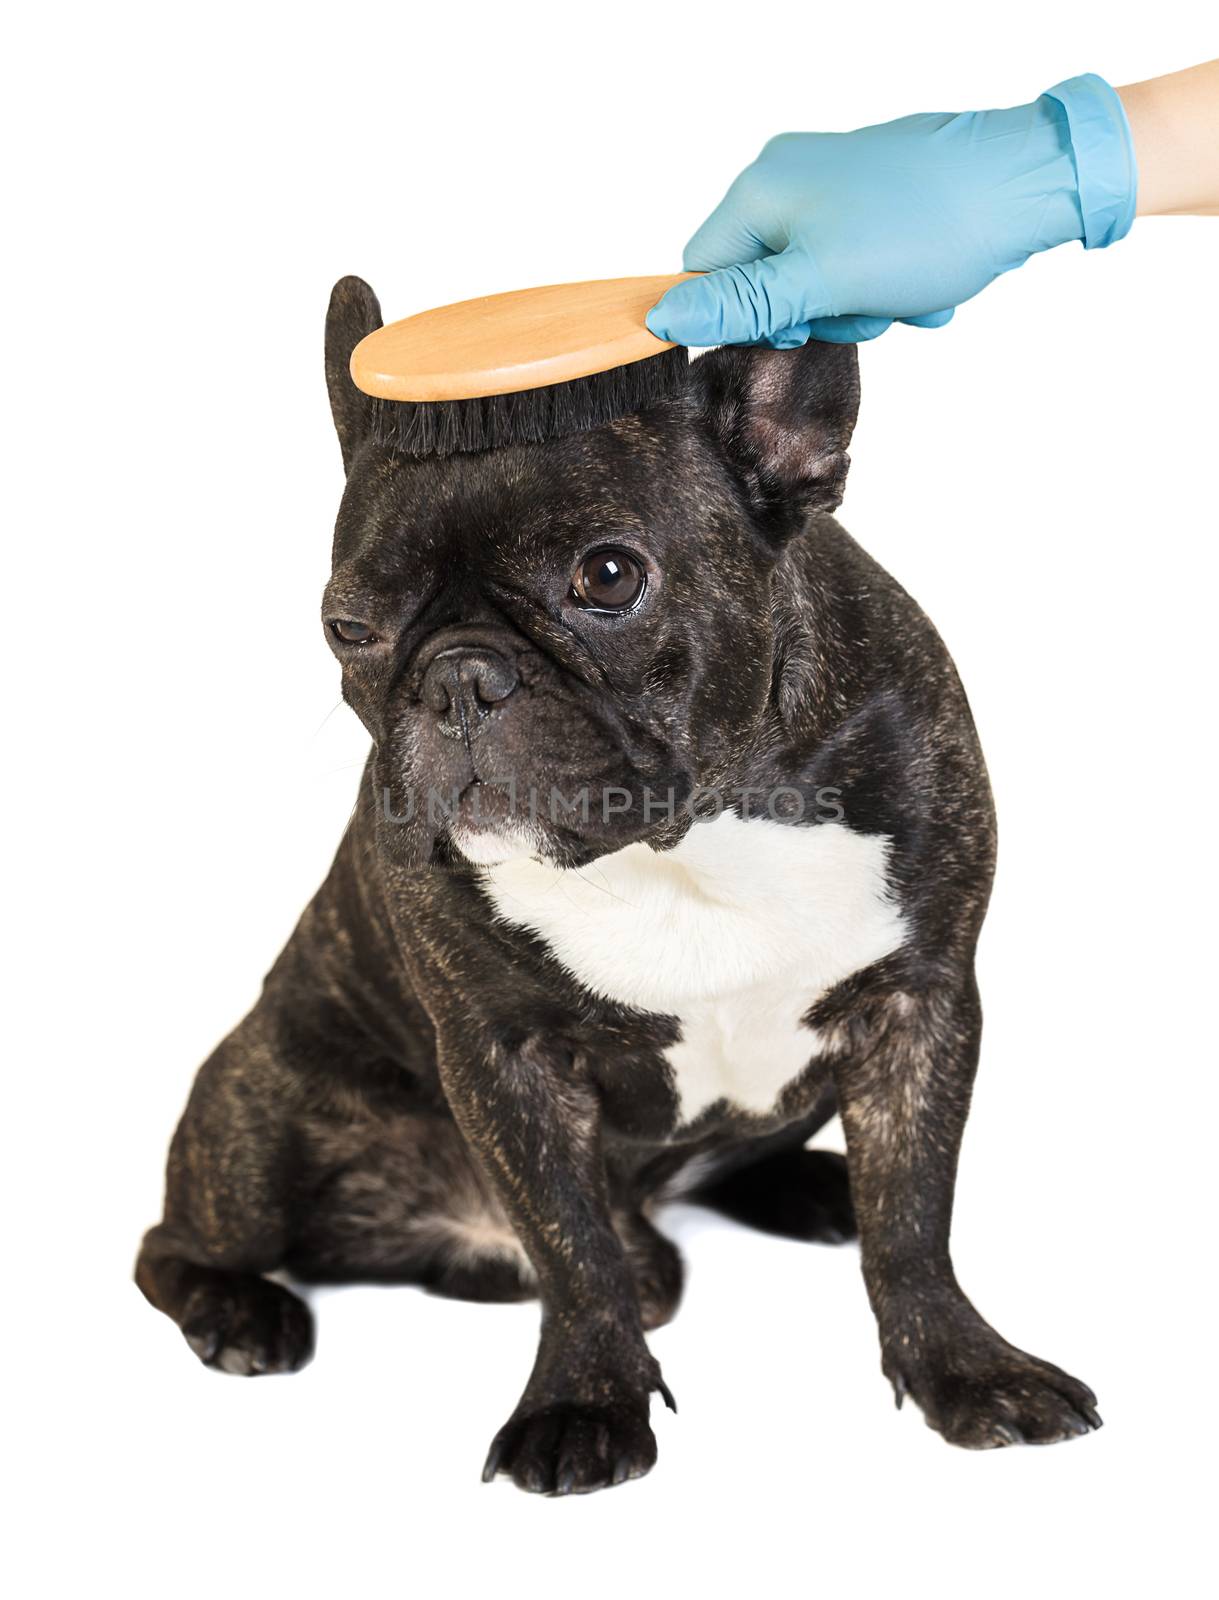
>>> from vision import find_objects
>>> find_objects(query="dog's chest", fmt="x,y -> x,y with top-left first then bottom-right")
480,814 -> 905,1125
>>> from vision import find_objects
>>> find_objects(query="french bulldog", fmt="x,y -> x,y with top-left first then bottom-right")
136,276 -> 1100,1494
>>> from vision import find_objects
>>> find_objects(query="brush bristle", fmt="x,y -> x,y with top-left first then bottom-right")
370,345 -> 690,457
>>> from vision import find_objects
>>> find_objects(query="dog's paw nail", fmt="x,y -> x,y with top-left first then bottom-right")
481,1438 -> 506,1483
612,1454 -> 633,1485
656,1378 -> 677,1414
554,1467 -> 577,1496
892,1373 -> 907,1410
1080,1404 -> 1103,1430
183,1324 -> 222,1365
990,1422 -> 1023,1446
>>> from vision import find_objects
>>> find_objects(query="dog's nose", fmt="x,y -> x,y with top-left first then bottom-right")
422,646 -> 519,739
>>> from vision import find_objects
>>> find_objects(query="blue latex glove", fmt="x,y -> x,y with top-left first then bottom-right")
647,74 -> 1137,347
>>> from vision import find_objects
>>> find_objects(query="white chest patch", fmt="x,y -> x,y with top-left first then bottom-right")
478,813 -> 906,1126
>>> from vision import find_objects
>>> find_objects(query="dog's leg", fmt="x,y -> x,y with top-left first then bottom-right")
285,1109 -> 539,1303
135,1018 -> 314,1376
683,1089 -> 855,1243
440,1031 -> 672,1495
612,1209 -> 684,1331
691,1147 -> 856,1243
832,976 -> 1102,1447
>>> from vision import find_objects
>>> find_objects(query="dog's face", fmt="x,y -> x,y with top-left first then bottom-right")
323,277 -> 859,870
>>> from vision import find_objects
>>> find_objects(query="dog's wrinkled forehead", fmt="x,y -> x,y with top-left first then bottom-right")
329,413 -> 739,604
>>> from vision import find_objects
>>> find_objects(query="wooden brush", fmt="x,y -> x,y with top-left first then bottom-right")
349,273 -> 695,456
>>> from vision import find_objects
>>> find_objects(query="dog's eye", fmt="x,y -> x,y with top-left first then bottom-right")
571,548 -> 646,612
330,619 -> 376,645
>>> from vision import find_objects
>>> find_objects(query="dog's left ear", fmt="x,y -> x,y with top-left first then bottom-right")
689,342 -> 860,541
325,276 -> 383,474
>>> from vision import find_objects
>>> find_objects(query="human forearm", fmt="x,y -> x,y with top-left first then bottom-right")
1119,60 -> 1219,216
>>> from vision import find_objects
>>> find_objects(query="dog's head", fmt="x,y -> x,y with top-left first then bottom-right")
324,276 -> 859,870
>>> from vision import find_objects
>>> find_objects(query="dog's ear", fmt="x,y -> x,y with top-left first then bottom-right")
325,276 -> 383,473
689,342 -> 860,541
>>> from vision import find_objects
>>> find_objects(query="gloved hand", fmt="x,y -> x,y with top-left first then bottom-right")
648,73 -> 1137,347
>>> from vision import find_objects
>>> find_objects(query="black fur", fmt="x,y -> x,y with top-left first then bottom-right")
372,346 -> 691,457
135,276 -> 1100,1496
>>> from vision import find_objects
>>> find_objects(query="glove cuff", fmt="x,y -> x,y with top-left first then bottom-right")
1044,73 -> 1138,249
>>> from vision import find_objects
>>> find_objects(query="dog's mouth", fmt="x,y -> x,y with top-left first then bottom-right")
455,778 -> 512,828
445,767 -> 700,872
447,782 -> 539,866
375,704 -> 696,871
447,777 -> 610,869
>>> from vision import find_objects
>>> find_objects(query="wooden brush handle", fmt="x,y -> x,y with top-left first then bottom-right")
351,273 -> 697,403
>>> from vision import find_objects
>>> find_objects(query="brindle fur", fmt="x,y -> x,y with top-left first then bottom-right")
136,277 -> 1099,1493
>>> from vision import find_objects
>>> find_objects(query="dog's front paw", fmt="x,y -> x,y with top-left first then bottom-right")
180,1273 -> 314,1376
482,1399 -> 658,1495
890,1334 -> 1102,1448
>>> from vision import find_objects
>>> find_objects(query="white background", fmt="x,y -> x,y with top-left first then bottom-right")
6,2 -> 1215,1594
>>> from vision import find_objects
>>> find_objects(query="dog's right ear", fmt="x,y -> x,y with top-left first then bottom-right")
688,340 -> 860,545
325,276 -> 383,473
